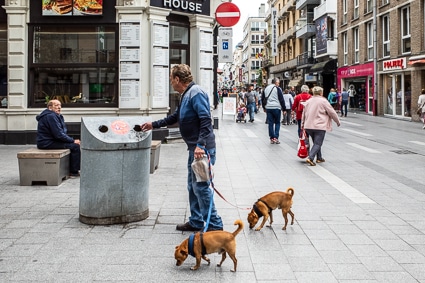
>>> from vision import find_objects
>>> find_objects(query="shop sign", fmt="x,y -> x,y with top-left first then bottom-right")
150,0 -> 210,16
304,74 -> 316,82
383,58 -> 406,71
338,62 -> 374,78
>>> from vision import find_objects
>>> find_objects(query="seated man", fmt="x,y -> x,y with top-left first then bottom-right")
36,99 -> 81,176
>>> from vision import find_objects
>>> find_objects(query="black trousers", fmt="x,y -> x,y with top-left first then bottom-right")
40,142 -> 81,174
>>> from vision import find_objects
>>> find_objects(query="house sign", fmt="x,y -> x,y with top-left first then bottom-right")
150,0 -> 210,16
383,58 -> 406,72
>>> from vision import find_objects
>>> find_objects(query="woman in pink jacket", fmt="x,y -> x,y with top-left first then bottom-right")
301,86 -> 340,166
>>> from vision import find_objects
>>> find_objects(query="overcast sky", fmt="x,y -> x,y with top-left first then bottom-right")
230,0 -> 268,45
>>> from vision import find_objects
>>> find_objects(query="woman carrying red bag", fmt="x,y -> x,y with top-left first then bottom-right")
301,86 -> 340,166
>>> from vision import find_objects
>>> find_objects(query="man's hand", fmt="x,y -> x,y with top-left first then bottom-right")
141,122 -> 153,132
74,139 -> 81,145
194,146 -> 205,159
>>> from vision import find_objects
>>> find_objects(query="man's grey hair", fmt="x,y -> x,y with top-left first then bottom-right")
272,78 -> 280,84
301,85 -> 309,93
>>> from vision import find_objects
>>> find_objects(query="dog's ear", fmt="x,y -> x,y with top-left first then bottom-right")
175,246 -> 179,250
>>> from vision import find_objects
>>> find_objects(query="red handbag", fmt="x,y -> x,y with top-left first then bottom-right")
297,130 -> 308,159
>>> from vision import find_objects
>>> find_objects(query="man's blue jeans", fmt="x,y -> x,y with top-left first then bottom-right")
266,108 -> 281,140
187,148 -> 223,230
247,102 -> 256,121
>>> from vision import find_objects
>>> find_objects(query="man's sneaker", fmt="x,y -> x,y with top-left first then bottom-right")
270,139 -> 275,144
274,139 -> 280,144
69,172 -> 80,177
176,222 -> 201,232
316,158 -> 325,163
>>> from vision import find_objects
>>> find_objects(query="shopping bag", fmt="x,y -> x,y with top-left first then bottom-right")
297,131 -> 308,159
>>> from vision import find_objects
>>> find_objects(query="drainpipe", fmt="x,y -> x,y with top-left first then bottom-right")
373,0 -> 378,116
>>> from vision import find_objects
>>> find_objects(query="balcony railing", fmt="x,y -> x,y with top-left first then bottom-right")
297,51 -> 316,66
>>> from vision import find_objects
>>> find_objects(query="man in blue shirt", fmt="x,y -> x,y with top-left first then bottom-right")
141,64 -> 223,232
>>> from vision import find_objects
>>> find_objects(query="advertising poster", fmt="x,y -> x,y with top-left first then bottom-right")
42,0 -> 103,16
316,15 -> 328,55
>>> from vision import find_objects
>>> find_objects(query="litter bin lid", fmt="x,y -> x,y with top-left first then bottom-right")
81,117 -> 152,150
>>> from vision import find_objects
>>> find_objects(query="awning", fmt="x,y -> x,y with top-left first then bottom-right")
288,79 -> 302,87
309,59 -> 337,73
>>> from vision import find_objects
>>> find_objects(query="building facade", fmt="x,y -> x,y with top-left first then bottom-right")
240,4 -> 266,88
0,0 -> 221,144
337,0 -> 425,119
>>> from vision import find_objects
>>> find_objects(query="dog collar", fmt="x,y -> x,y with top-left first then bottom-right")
253,203 -> 263,218
258,199 -> 273,214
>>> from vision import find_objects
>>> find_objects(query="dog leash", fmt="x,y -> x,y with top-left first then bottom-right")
198,146 -> 251,215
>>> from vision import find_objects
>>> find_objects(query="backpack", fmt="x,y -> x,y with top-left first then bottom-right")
297,93 -> 309,113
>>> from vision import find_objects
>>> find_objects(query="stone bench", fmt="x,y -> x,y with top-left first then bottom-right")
150,140 -> 161,174
17,148 -> 70,186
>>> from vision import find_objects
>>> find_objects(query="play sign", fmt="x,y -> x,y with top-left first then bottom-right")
215,2 -> 241,27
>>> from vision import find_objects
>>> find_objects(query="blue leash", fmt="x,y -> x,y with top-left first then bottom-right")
196,145 -> 214,233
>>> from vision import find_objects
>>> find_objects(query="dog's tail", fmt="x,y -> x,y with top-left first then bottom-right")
232,219 -> 244,236
286,187 -> 295,197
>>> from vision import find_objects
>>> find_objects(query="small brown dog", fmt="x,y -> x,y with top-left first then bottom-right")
247,188 -> 294,231
174,219 -> 243,272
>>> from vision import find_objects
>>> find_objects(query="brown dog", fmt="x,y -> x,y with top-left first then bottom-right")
247,188 -> 294,231
174,219 -> 243,272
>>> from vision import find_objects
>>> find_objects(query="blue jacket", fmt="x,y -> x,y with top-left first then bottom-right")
152,82 -> 215,151
36,109 -> 74,149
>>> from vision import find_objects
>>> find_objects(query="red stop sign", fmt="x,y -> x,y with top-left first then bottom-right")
215,2 -> 241,27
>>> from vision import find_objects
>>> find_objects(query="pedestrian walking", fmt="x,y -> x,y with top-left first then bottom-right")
245,84 -> 258,122
292,84 -> 312,138
340,88 -> 349,117
282,89 -> 294,125
418,89 -> 425,129
140,64 -> 223,232
302,86 -> 340,166
262,78 -> 286,144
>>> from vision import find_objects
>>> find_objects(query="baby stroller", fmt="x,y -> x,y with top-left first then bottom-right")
236,103 -> 247,123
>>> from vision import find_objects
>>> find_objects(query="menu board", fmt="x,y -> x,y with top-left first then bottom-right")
120,63 -> 140,80
120,23 -> 140,47
42,0 -> 103,16
200,69 -> 212,99
120,80 -> 140,109
199,29 -> 213,52
120,49 -> 140,61
153,48 -> 169,66
153,23 -> 169,47
152,67 -> 169,106
200,52 -> 213,69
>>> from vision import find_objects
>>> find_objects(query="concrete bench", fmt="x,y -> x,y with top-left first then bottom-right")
150,140 -> 161,174
17,148 -> 70,186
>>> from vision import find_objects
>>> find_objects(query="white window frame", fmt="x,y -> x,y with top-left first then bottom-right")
354,28 -> 359,63
382,0 -> 389,5
367,22 -> 373,60
401,6 -> 411,54
354,0 -> 359,19
343,32 -> 348,65
382,14 -> 390,57
367,0 -> 373,13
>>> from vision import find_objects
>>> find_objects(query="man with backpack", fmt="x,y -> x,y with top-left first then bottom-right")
292,84 -> 312,138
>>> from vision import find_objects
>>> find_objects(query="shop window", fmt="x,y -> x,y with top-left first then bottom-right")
29,25 -> 118,107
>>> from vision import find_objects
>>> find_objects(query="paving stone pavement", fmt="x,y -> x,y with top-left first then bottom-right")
1,108 -> 425,282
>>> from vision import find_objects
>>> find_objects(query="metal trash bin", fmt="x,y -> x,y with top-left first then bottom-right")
79,117 -> 151,225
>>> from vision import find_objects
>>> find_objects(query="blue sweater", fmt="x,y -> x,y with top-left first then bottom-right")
36,109 -> 74,148
152,82 -> 215,150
